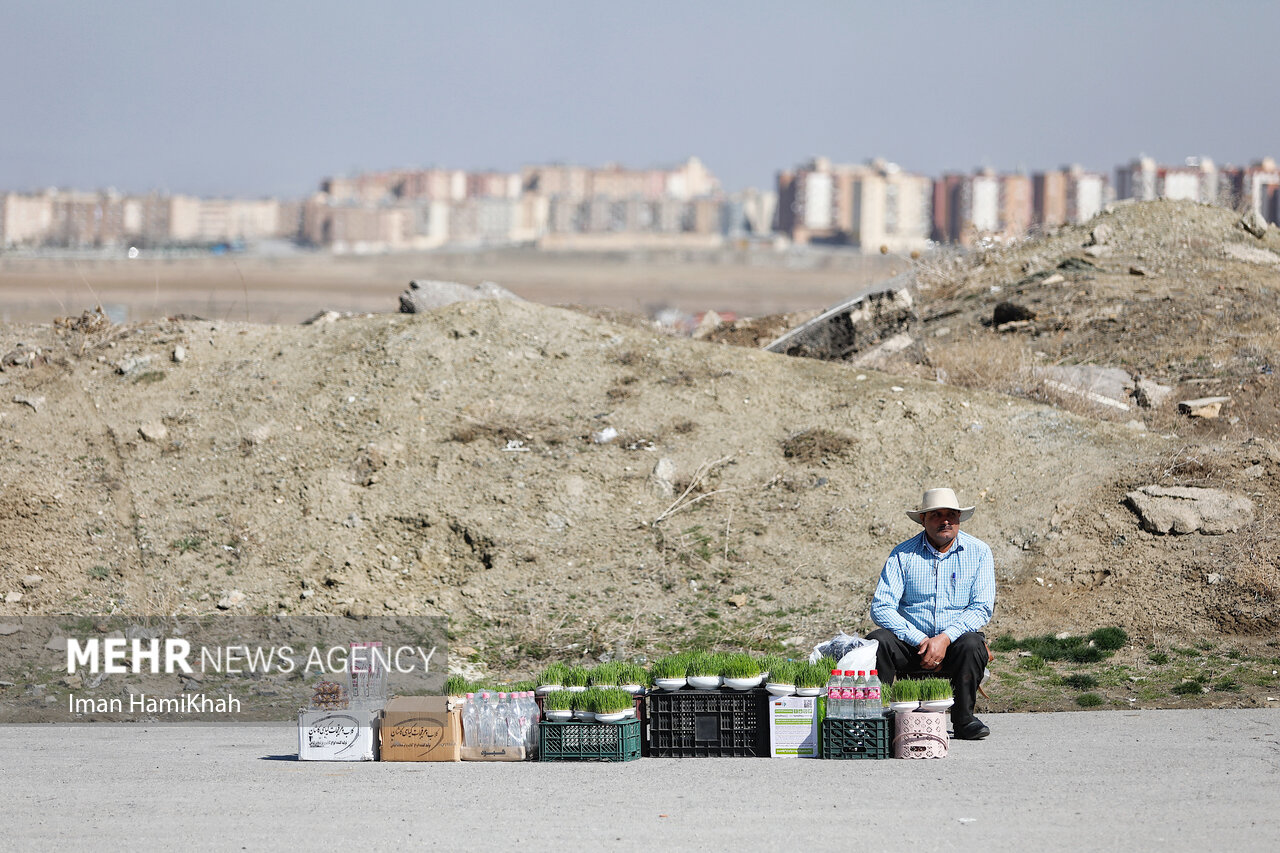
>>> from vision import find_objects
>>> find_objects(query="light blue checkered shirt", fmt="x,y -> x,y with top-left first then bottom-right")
870,529 -> 996,646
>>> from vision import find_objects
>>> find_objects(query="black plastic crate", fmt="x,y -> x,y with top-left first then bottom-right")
647,688 -> 769,757
820,716 -> 891,760
538,719 -> 642,762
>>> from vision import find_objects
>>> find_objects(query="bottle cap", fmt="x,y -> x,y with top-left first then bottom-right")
830,669 -> 839,675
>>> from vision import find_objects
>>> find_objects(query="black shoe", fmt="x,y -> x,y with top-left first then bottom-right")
953,718 -> 990,740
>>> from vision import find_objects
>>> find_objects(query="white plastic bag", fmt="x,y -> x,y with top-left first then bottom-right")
809,632 -> 878,673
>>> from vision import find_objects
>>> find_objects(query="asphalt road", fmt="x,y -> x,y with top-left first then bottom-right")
5,710 -> 1278,852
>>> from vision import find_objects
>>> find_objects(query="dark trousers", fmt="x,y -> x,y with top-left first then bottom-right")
866,628 -> 986,726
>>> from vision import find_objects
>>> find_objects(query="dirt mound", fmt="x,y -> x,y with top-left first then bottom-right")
0,201 -> 1276,693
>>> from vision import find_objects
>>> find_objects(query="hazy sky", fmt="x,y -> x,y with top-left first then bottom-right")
5,1 -> 1279,197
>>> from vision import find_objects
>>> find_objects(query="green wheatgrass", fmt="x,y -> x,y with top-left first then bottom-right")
618,662 -> 651,687
536,662 -> 570,686
563,666 -> 590,688
594,688 -> 634,714
543,690 -> 575,711
888,679 -> 922,703
650,655 -> 687,679
588,661 -> 624,687
720,654 -> 762,679
917,678 -> 953,701
795,663 -> 829,689
685,652 -> 719,678
768,660 -> 799,685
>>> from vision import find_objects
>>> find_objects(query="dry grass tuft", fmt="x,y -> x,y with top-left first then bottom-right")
781,428 -> 856,462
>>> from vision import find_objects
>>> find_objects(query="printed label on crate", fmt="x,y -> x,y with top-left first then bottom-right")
768,695 -> 819,758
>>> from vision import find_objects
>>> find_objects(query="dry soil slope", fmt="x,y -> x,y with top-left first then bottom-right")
0,297 -> 1177,669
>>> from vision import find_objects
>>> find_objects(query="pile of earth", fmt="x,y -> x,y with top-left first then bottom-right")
0,200 -> 1275,701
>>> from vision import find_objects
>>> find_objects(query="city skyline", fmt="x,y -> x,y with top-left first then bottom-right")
5,1 -> 1280,197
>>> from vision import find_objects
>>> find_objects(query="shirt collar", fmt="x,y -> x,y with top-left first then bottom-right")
921,530 -> 964,559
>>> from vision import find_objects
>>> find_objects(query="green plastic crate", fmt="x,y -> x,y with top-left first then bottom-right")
538,719 -> 642,762
820,716 -> 891,760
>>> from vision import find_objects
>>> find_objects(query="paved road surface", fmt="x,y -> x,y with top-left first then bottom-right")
6,709 -> 1278,851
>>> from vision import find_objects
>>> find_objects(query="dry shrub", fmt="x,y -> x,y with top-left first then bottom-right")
449,400 -> 555,445
928,334 -> 1137,422
1220,526 -> 1280,602
1145,445 -> 1235,487
926,334 -> 1035,394
781,428 -> 856,462
912,248 -> 974,299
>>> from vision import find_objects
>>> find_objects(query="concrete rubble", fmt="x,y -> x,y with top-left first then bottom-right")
763,272 -> 915,361
1124,485 -> 1254,535
398,279 -> 523,313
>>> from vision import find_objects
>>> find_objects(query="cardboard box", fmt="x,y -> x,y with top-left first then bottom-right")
768,695 -> 820,758
297,708 -> 378,761
379,696 -> 461,762
459,744 -> 526,762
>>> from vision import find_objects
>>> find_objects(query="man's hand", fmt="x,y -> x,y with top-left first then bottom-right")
917,634 -> 951,670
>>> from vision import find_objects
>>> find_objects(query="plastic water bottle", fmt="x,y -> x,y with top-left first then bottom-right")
826,669 -> 844,719
477,692 -> 496,749
499,693 -> 520,748
852,671 -> 868,718
865,670 -> 883,718
837,670 -> 854,719
462,692 -> 479,748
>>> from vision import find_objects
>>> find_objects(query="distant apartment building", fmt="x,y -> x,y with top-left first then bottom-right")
0,189 -> 290,248
932,170 -> 1033,245
1033,165 -> 1110,229
777,157 -> 931,251
1116,156 -> 1221,205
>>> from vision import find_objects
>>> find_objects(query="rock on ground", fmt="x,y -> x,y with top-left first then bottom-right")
1125,486 -> 1255,535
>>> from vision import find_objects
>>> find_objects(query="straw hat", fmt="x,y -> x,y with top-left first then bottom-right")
906,488 -> 975,525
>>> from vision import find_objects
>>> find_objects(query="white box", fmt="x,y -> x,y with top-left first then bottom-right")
768,695 -> 819,758
297,708 -> 378,761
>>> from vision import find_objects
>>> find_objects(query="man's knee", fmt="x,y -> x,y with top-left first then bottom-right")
949,632 -> 987,662
867,628 -> 896,645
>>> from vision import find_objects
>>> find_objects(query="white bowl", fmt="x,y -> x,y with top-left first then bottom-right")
594,711 -> 628,723
687,675 -> 722,690
723,675 -> 763,691
623,706 -> 637,718
920,698 -> 954,711
654,677 -> 687,692
567,685 -> 587,693
765,682 -> 796,697
890,701 -> 921,713
535,684 -> 562,695
576,710 -> 596,722
795,687 -> 823,697
620,684 -> 645,694
544,709 -> 572,721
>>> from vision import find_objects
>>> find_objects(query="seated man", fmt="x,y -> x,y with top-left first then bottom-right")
868,487 -> 995,740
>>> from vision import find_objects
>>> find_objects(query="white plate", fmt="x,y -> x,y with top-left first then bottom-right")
890,701 -> 920,712
654,678 -> 686,692
594,711 -> 628,723
544,709 -> 572,721
723,676 -> 763,691
795,687 -> 823,697
765,683 -> 796,697
687,675 -> 722,690
920,698 -> 954,711
535,684 -> 562,695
